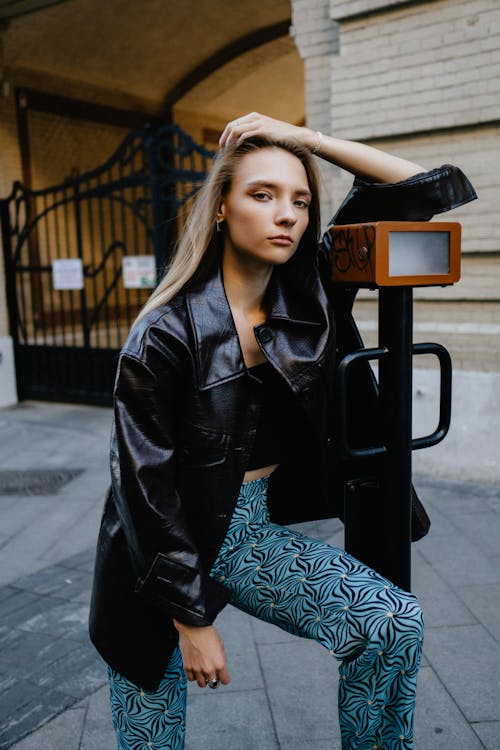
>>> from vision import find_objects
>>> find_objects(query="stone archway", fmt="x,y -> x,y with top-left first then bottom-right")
1,0 -> 304,155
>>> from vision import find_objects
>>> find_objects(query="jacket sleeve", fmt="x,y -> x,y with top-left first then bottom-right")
320,163 -> 477,302
110,351 -> 230,627
327,163 -> 477,228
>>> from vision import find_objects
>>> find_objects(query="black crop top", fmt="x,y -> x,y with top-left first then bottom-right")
246,361 -> 297,470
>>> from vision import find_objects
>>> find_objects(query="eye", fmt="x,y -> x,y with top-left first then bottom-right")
253,191 -> 271,201
295,199 -> 310,209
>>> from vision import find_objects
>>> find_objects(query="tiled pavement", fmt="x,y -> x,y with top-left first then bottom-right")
0,401 -> 499,749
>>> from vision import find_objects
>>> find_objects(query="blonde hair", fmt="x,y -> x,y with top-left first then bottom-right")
135,136 -> 321,323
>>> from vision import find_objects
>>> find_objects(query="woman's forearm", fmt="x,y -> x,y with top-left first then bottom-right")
301,128 -> 426,183
219,113 -> 426,185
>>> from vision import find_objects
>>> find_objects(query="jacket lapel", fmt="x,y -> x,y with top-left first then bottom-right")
185,257 -> 334,391
185,261 -> 247,390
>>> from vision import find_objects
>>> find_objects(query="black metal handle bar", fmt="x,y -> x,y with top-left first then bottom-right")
411,342 -> 452,450
337,346 -> 388,460
337,342 -> 452,460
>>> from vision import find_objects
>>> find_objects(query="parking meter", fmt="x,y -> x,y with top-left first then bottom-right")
328,221 -> 461,591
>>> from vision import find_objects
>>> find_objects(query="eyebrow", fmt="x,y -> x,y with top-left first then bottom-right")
246,179 -> 312,198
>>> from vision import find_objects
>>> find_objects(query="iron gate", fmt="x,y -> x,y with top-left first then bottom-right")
1,124 -> 214,405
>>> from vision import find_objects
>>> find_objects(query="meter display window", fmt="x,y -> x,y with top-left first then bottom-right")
388,231 -> 450,277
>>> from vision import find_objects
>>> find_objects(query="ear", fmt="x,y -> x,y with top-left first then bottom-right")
217,199 -> 226,222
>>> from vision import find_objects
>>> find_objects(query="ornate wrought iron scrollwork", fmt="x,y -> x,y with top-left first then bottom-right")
0,123 -> 214,403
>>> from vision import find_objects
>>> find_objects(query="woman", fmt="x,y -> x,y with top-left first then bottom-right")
89,113 -> 476,749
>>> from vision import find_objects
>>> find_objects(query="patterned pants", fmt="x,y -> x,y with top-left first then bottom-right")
109,475 -> 424,749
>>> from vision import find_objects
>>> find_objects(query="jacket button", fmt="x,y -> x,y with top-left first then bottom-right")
256,326 -> 273,344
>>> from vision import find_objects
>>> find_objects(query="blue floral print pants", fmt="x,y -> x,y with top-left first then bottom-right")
109,474 -> 424,749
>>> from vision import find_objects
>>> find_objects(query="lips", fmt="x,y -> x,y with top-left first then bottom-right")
268,235 -> 293,245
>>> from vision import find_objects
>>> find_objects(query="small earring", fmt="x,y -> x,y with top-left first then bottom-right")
216,219 -> 223,233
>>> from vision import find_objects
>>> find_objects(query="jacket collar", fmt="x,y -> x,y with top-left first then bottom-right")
185,257 -> 333,391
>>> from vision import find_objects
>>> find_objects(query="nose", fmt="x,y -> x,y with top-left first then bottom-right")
275,200 -> 297,226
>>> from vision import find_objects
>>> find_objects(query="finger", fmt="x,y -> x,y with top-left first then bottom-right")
219,118 -> 241,147
234,119 -> 301,148
217,665 -> 231,685
219,113 -> 258,147
196,672 -> 208,688
235,127 -> 266,146
221,122 -> 243,148
218,123 -> 232,147
184,668 -> 195,682
225,124 -> 261,149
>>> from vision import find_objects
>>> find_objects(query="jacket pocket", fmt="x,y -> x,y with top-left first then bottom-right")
178,425 -> 229,469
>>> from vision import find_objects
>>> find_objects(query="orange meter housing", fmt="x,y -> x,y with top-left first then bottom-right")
327,221 -> 461,287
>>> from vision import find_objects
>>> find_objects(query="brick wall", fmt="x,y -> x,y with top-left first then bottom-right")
353,294 -> 500,371
28,111 -> 130,190
331,0 -> 412,19
292,0 -> 338,134
292,0 -> 340,224
330,0 -> 500,140
0,98 -> 22,198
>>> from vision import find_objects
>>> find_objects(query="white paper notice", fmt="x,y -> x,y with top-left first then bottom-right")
122,255 -> 156,289
52,258 -> 84,290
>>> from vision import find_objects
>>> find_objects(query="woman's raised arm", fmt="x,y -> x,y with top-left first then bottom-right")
219,111 -> 425,183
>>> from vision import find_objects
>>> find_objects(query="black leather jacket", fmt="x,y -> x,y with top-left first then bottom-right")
89,165 -> 476,690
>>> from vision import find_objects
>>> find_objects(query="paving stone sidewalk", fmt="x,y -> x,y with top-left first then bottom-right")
0,401 -> 499,749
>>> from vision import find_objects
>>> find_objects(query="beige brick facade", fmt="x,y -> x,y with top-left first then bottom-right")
292,0 -> 339,222
0,98 -> 22,198
28,111 -> 130,190
331,0 -> 407,17
329,0 -> 500,139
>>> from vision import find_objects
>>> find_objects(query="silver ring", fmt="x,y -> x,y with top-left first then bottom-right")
208,678 -> 219,689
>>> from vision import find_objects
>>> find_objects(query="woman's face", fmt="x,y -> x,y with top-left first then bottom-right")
218,147 -> 311,268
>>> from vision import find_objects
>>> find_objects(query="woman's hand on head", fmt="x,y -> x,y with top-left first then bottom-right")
173,619 -> 231,688
219,112 -> 316,152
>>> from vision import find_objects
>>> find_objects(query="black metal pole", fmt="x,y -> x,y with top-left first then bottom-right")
378,287 -> 413,591
72,181 -> 90,350
0,199 -> 17,343
148,110 -> 178,280
0,197 -> 23,400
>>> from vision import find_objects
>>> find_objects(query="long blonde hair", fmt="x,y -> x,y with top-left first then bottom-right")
135,135 -> 321,323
